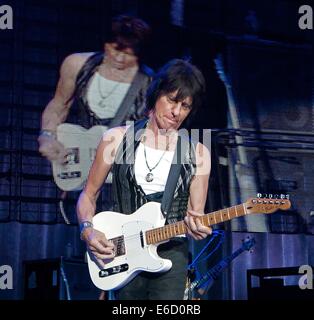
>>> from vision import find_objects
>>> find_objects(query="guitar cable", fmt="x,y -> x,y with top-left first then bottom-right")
60,256 -> 72,300
188,230 -> 225,270
59,191 -> 70,225
186,230 -> 225,298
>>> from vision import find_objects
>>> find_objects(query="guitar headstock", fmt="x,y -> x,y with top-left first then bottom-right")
244,196 -> 291,214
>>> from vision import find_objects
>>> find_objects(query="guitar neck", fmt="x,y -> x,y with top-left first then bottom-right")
146,203 -> 248,245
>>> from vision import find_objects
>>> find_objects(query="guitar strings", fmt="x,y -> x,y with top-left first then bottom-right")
108,228 -> 181,245
109,211 -> 223,245
109,231 -> 174,244
104,210 -> 238,245
98,206 -> 249,246
107,223 -> 186,246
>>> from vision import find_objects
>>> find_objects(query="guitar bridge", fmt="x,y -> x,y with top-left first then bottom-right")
99,264 -> 129,277
110,235 -> 126,257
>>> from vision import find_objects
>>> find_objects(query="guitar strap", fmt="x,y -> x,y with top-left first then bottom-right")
160,132 -> 191,219
108,71 -> 148,128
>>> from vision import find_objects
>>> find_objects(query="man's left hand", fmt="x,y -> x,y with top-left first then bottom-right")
184,210 -> 212,240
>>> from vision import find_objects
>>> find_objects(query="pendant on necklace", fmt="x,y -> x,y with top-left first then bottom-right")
145,172 -> 154,182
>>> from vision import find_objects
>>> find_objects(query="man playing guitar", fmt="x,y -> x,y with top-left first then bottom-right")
77,59 -> 212,300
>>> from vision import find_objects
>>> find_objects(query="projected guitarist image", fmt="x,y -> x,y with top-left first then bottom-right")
77,59 -> 213,300
38,15 -> 153,192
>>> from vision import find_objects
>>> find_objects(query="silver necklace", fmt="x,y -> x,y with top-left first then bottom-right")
142,137 -> 170,183
97,73 -> 122,108
97,62 -> 132,108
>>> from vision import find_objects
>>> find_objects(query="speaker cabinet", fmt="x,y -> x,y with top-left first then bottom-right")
226,43 -> 312,133
23,259 -> 60,300
23,257 -> 100,300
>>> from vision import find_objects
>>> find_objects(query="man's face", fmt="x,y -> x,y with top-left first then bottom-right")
153,90 -> 193,131
105,42 -> 138,70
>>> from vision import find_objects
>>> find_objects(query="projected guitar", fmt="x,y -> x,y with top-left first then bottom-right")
51,123 -> 108,191
87,197 -> 291,291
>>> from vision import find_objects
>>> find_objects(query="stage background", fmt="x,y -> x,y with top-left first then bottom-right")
0,0 -> 313,300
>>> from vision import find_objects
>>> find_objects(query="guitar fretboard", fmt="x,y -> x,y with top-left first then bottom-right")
145,204 -> 247,245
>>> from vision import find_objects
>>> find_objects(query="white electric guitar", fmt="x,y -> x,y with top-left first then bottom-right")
87,197 -> 291,291
52,123 -> 108,191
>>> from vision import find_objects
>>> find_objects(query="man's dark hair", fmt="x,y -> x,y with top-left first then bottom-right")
105,15 -> 151,59
146,59 -> 206,115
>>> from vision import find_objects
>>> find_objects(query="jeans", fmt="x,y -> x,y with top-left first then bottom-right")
114,237 -> 189,300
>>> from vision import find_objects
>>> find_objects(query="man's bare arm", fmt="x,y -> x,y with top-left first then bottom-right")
38,53 -> 91,161
41,53 -> 87,131
77,127 -> 126,259
185,143 -> 212,240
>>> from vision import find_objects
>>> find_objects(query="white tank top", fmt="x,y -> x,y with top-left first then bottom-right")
134,142 -> 175,195
86,72 -> 130,119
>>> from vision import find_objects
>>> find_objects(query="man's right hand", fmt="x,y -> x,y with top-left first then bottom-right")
81,228 -> 115,262
38,134 -> 68,163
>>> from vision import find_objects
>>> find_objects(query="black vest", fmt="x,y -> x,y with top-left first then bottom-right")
111,119 -> 197,224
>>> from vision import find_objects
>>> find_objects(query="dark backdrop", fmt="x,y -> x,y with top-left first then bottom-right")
0,0 -> 313,300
